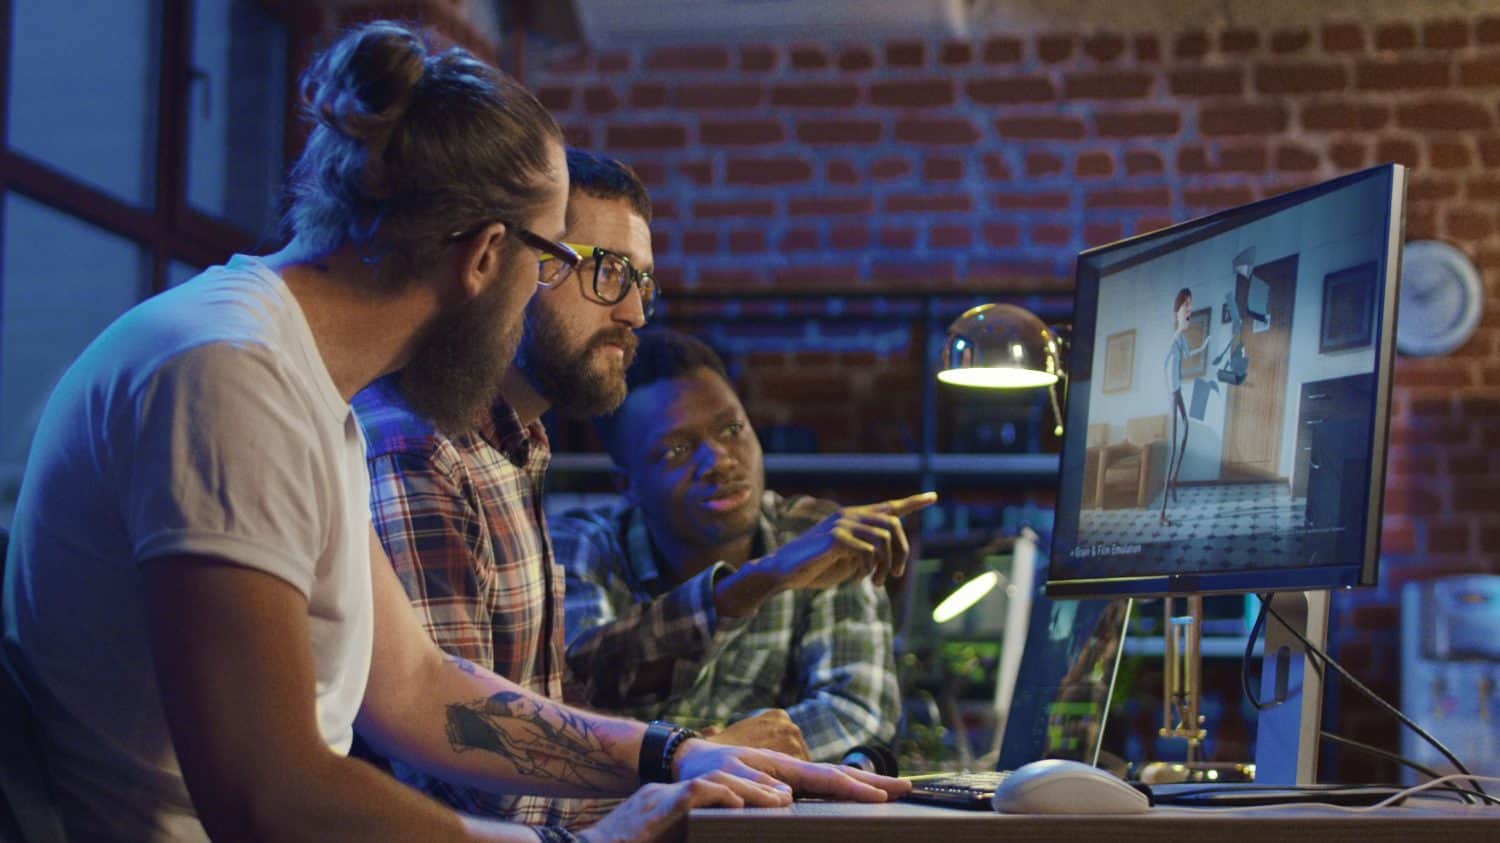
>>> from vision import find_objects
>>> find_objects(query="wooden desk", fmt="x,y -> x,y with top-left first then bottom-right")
687,799 -> 1497,842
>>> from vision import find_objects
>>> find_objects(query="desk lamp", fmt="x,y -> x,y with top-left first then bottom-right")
933,304 -> 1063,631
937,303 -> 1068,435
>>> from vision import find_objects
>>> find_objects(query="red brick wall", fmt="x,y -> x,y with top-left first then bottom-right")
528,16 -> 1500,777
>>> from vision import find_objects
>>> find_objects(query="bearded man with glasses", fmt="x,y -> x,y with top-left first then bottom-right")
351,149 -> 809,833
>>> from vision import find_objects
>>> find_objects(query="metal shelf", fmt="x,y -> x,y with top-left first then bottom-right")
1122,636 -> 1262,658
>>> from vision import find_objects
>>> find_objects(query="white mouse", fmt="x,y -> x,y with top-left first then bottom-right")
991,759 -> 1150,814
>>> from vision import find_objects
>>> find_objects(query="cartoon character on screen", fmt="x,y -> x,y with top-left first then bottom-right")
1161,288 -> 1208,526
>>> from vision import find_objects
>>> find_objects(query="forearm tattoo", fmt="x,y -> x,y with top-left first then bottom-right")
444,658 -> 624,792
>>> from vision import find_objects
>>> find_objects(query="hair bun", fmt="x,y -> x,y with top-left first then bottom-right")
300,21 -> 428,193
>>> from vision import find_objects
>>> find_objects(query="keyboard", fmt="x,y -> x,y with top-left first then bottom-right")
902,770 -> 1013,810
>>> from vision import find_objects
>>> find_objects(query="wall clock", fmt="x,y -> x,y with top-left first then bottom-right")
1397,240 -> 1484,357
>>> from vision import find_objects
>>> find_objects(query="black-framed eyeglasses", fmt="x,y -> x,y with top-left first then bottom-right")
540,243 -> 659,319
446,220 -> 582,288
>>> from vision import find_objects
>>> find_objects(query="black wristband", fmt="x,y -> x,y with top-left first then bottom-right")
639,720 -> 700,783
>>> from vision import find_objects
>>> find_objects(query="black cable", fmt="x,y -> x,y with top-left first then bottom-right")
1317,730 -> 1471,804
1242,592 -> 1322,709
1261,598 -> 1486,797
1319,730 -> 1444,782
1241,592 -> 1272,710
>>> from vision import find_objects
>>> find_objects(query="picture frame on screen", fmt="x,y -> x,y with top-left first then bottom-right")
1320,260 -> 1378,354
1102,329 -> 1134,394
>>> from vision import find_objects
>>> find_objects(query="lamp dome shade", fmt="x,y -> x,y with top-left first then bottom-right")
938,303 -> 1062,389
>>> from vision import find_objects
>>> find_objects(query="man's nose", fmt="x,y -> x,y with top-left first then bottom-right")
696,439 -> 738,479
611,283 -> 646,328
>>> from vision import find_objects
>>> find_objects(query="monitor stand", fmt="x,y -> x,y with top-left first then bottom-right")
1253,590 -> 1330,785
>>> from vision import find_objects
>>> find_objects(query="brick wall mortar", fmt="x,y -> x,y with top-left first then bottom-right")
536,21 -> 1500,289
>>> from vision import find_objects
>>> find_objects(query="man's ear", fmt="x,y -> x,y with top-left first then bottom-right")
456,221 -> 510,299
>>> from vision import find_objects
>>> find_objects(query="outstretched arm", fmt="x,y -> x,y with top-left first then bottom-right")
560,493 -> 935,705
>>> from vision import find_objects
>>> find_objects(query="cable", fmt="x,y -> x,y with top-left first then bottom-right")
1316,730 -> 1466,803
1362,774 -> 1500,809
1153,781 -> 1500,807
1152,774 -> 1500,814
1241,592 -> 1272,710
1318,730 -> 1445,785
1242,592 -> 1324,711
1241,593 -> 1479,796
1260,598 -> 1485,797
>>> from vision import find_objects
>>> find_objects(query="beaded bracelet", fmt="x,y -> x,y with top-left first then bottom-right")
658,724 -> 698,781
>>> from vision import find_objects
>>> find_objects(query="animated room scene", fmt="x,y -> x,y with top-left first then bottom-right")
1069,176 -> 1389,578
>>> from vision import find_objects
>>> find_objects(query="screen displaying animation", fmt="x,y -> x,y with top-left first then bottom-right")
1048,165 -> 1404,597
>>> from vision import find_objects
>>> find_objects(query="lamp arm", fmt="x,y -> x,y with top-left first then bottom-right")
1048,374 -> 1066,437
1048,325 -> 1072,437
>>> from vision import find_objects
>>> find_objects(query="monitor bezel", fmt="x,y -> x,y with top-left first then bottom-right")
1046,164 -> 1407,600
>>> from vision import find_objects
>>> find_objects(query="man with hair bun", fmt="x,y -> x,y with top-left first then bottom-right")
2,20 -> 905,843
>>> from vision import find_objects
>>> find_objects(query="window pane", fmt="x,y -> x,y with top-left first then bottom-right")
1,193 -> 148,526
167,259 -> 202,288
186,0 -> 287,239
7,0 -> 161,207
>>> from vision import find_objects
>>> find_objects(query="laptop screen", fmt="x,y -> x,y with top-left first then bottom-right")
995,555 -> 1132,772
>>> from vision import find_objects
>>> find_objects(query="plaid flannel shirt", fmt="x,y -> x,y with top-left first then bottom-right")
354,375 -> 610,829
549,491 -> 900,762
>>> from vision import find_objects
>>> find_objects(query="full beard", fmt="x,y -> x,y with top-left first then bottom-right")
517,308 -> 637,419
399,266 -> 524,434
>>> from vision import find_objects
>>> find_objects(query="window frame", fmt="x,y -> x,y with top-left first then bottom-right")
0,0 -> 308,292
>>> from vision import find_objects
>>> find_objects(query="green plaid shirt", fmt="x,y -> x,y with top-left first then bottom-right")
549,491 -> 900,762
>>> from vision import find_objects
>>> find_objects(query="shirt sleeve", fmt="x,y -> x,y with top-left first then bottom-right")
366,444 -> 494,666
781,578 -> 902,762
551,510 -> 744,708
125,343 -> 327,596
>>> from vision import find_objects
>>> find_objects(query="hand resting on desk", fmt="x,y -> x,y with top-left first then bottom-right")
702,709 -> 810,760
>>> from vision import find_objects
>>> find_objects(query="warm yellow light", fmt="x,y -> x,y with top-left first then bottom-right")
937,367 -> 1060,389
932,571 -> 1000,623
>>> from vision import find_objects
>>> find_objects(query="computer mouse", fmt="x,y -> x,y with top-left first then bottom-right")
991,759 -> 1150,814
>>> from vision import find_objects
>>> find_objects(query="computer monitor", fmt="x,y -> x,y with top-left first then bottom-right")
1049,164 -> 1404,598
1044,163 -> 1407,782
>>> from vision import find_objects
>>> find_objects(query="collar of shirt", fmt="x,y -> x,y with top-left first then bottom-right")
479,397 -> 550,470
621,497 -> 773,597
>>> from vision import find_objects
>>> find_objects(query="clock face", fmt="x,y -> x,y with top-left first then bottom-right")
1398,240 -> 1484,357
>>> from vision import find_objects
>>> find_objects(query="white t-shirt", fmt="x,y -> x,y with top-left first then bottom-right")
2,255 -> 374,842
